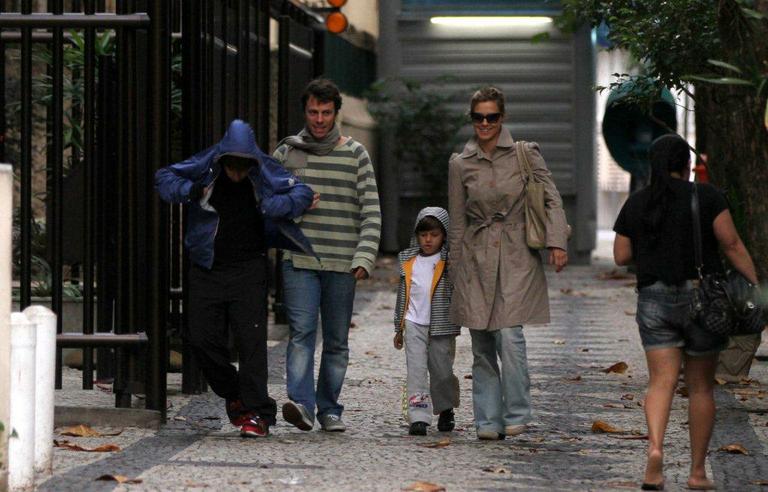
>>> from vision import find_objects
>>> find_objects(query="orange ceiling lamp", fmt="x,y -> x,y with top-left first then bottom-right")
325,0 -> 348,34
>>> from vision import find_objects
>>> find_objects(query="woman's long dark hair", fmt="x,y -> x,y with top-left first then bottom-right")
642,134 -> 691,233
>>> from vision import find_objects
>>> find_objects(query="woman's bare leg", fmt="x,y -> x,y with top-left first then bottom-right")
684,354 -> 718,490
643,348 -> 682,486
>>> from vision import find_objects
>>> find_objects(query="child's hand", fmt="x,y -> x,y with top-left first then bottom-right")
393,332 -> 403,350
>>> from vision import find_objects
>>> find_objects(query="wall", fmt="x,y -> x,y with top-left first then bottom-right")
378,1 -> 596,261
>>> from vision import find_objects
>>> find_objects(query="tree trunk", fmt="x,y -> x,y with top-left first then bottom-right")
695,2 -> 768,280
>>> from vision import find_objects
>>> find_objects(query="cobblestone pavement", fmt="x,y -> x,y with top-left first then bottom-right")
37,256 -> 768,491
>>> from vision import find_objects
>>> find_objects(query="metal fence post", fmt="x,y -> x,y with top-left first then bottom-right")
0,164 -> 13,491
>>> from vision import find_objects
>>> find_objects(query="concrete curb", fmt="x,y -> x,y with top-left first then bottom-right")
54,406 -> 162,429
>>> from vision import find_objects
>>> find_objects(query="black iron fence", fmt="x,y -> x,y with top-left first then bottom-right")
2,0 -> 327,418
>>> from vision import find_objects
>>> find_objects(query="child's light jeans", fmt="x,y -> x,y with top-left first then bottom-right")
404,320 -> 460,424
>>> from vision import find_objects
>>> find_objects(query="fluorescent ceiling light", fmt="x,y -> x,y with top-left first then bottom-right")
430,16 -> 553,28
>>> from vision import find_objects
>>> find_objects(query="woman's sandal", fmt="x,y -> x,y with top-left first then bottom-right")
640,481 -> 665,491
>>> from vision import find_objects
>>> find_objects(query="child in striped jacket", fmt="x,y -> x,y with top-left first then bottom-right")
393,207 -> 461,436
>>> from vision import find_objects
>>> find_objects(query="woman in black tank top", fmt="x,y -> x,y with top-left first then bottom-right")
613,134 -> 759,490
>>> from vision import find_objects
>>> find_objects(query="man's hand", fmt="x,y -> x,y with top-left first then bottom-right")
393,331 -> 403,350
351,267 -> 369,280
309,192 -> 321,210
548,247 -> 568,273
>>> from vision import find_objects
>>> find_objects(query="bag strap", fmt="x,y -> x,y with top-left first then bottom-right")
691,183 -> 705,280
516,141 -> 534,184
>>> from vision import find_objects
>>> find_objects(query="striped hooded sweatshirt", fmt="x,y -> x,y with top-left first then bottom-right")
394,207 -> 460,337
274,138 -> 381,273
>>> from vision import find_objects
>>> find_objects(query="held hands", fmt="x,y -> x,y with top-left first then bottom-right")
393,331 -> 403,350
309,192 -> 321,210
352,267 -> 369,280
548,247 -> 568,273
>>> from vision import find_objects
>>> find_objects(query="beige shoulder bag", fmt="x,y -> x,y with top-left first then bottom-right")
515,141 -> 548,249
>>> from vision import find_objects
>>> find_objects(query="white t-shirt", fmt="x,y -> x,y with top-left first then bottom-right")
405,252 -> 441,325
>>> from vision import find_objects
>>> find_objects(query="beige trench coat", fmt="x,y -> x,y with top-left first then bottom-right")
448,127 -> 569,330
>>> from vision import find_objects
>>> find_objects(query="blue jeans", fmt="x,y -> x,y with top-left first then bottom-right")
282,260 -> 356,418
470,326 -> 531,433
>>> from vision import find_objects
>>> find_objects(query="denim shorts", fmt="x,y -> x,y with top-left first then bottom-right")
636,281 -> 728,356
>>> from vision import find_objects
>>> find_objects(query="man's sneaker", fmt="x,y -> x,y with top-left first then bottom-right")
409,421 -> 428,436
240,415 -> 269,438
437,409 -> 455,432
477,429 -> 505,440
226,399 -> 248,426
282,401 -> 314,431
318,414 -> 346,432
504,424 -> 527,437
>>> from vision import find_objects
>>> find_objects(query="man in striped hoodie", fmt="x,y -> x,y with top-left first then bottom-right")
274,78 -> 381,432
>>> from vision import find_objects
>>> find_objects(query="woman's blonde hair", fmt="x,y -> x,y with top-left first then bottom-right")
470,86 -> 505,114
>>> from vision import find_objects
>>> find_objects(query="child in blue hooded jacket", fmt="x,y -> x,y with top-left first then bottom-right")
155,120 -> 316,438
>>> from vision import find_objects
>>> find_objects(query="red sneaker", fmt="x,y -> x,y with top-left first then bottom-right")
226,399 -> 248,426
240,415 -> 269,438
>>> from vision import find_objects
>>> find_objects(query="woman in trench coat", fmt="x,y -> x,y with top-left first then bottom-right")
448,86 -> 569,440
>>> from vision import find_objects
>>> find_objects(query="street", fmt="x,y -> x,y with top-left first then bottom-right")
38,256 -> 768,491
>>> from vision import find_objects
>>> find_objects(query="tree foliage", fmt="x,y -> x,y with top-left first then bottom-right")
366,78 -> 466,198
561,0 -> 768,278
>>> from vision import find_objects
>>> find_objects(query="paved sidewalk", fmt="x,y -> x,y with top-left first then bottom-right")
37,256 -> 768,491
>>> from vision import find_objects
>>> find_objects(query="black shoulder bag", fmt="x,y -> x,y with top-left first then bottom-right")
689,184 -> 766,336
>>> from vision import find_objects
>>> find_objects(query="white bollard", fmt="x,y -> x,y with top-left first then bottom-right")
8,313 -> 37,491
1,164 -> 14,491
23,306 -> 56,475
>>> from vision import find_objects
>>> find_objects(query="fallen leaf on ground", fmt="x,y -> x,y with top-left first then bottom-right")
482,466 -> 511,473
173,416 -> 187,421
750,480 -> 768,485
603,403 -> 624,409
581,348 -> 590,352
419,438 -> 451,448
463,374 -> 472,379
591,420 -> 624,434
349,322 -> 357,329
719,443 -> 749,455
59,424 -> 122,437
564,375 -> 582,382
676,386 -> 689,398
96,474 -> 142,484
624,310 -> 636,316
715,377 -> 728,385
403,481 -> 446,492
621,394 -> 634,401
560,288 -> 573,295
202,416 -> 220,420
553,339 -> 566,345
597,269 -> 633,280
602,362 -> 628,374
378,305 -> 392,310
54,440 -> 120,452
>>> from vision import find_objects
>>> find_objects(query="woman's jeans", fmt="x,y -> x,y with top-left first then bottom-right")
282,260 -> 356,419
404,320 -> 460,424
470,326 -> 531,433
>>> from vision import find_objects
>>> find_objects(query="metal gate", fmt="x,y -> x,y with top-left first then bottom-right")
2,0 -> 325,417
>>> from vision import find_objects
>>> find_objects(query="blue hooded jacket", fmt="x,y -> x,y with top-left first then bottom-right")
155,119 -> 315,269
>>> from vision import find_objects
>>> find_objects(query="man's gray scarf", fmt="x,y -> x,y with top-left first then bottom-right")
278,123 -> 341,168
